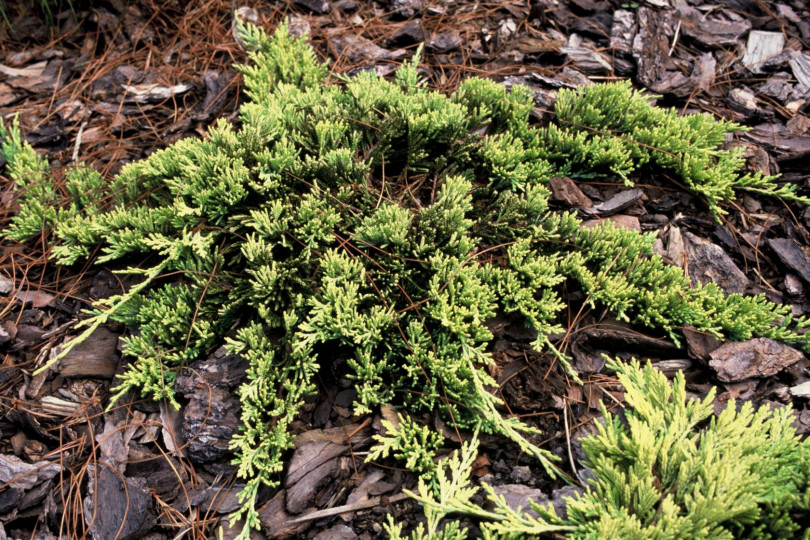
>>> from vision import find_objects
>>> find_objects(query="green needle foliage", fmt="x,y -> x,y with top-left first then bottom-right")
538,82 -> 810,221
1,20 -> 809,537
389,359 -> 810,539
368,412 -> 445,475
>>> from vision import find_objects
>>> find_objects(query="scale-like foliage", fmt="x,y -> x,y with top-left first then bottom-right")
2,20 -> 808,538
540,81 -> 810,220
392,360 -> 810,539
368,412 -> 445,475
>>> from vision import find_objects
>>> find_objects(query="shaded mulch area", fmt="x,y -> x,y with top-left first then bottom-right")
1,0 -> 809,538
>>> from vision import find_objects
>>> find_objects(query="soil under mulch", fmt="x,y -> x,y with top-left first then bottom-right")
1,0 -> 809,538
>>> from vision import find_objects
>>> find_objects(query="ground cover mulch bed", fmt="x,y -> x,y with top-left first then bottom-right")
1,0 -> 809,538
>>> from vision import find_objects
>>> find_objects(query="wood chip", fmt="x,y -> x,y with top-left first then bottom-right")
586,188 -> 643,216
0,275 -> 11,294
709,338 -> 804,382
682,325 -> 723,361
0,61 -> 48,78
789,53 -> 810,87
83,465 -> 157,540
0,454 -> 61,490
57,327 -> 121,379
329,30 -> 408,61
258,491 -> 311,538
39,396 -> 79,416
549,176 -> 593,208
652,359 -> 692,374
683,232 -> 748,295
14,290 -> 55,308
610,10 -> 635,55
286,439 -> 348,513
562,34 -> 612,74
678,7 -> 751,47
767,238 -> 810,284
0,454 -> 61,514
789,381 -> 810,398
667,225 -> 686,267
742,31 -> 785,73
340,468 -> 387,521
122,82 -> 193,104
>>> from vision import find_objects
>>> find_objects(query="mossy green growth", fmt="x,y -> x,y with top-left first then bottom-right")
1,20 -> 809,537
389,359 -> 810,539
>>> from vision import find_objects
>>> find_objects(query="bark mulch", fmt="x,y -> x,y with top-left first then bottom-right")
1,0 -> 809,539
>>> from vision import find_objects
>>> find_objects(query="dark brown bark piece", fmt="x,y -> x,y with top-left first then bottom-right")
709,338 -> 804,382
683,232 -> 748,295
174,481 -> 243,514
577,324 -> 679,352
586,188 -> 643,217
126,450 -> 186,500
181,385 -> 241,463
258,491 -> 311,539
285,439 -> 347,513
57,327 -> 121,379
387,19 -> 425,47
98,417 -> 128,470
83,465 -> 157,540
174,348 -> 248,463
339,468 -> 387,521
328,31 -> 408,62
0,455 -> 61,489
767,238 -> 810,285
758,74 -> 794,103
786,113 -> 810,137
682,326 -> 723,361
632,8 -> 685,95
284,424 -> 370,514
294,0 -> 330,14
192,70 -> 232,122
14,290 -> 55,308
0,82 -> 21,107
428,30 -> 462,53
0,454 -> 61,513
548,176 -> 593,208
677,7 -> 751,47
632,7 -> 716,97
175,346 -> 249,392
551,485 -> 582,520
745,122 -> 810,157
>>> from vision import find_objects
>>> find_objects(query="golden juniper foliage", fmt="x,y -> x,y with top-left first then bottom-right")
389,360 -> 810,540
541,82 -> 810,220
1,20 -> 808,537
